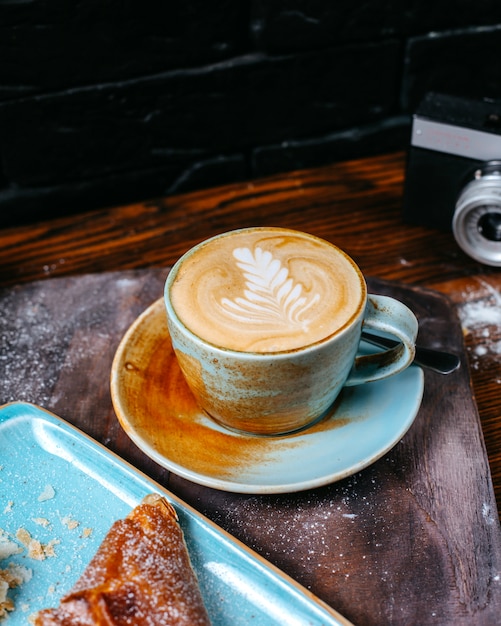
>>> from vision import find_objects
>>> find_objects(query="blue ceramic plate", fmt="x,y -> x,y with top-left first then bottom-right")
0,402 -> 351,625
111,299 -> 425,494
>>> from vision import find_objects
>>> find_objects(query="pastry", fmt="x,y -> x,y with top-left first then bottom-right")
33,494 -> 211,625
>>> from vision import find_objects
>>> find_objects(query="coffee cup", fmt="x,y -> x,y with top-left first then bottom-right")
164,227 -> 418,436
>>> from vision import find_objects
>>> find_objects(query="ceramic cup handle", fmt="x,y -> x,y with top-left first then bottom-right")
345,295 -> 418,386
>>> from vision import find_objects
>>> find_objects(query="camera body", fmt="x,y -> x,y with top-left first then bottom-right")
403,92 -> 501,266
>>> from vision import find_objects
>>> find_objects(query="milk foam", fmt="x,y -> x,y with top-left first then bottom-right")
169,228 -> 365,352
220,246 -> 321,332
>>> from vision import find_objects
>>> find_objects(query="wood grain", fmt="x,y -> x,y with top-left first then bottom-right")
1,150 -> 501,624
1,152 -> 499,508
1,268 -> 499,625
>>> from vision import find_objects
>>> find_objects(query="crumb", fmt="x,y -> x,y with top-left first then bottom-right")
0,533 -> 22,561
3,502 -> 13,514
61,516 -> 79,531
15,528 -> 59,560
15,529 -> 32,548
43,539 -> 59,558
82,527 -> 93,538
38,485 -> 55,502
32,518 -> 50,528
25,538 -> 43,561
0,575 -> 13,619
0,563 -> 32,620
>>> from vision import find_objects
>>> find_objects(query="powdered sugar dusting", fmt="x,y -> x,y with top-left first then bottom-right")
456,278 -> 501,370
458,300 -> 501,331
205,561 -> 307,626
0,280 -> 121,407
206,472 -> 395,591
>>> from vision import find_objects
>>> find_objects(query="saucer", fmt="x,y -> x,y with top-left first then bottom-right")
110,299 -> 424,494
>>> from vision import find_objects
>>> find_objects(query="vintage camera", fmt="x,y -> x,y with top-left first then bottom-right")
403,92 -> 501,266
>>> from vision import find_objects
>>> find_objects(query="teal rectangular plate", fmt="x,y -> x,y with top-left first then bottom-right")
0,402 -> 351,625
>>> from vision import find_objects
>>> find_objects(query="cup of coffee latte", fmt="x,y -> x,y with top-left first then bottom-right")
164,227 -> 418,436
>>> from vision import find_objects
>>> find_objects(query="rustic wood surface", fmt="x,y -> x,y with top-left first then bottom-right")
1,268 -> 499,625
1,150 -> 501,624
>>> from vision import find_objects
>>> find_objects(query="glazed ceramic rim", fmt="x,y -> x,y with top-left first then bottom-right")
164,227 -> 367,357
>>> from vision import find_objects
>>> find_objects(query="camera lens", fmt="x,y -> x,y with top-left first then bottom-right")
453,161 -> 501,266
478,211 -> 501,241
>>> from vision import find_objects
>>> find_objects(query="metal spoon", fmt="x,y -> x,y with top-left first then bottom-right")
361,331 -> 461,375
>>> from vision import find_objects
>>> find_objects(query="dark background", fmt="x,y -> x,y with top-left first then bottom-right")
1,0 -> 501,226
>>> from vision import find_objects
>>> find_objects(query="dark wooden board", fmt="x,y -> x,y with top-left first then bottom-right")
1,268 -> 500,626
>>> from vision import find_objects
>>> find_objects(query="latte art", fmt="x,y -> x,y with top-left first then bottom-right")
220,246 -> 320,332
169,228 -> 365,352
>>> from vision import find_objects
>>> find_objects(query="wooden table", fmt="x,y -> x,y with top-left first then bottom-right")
1,150 -> 500,625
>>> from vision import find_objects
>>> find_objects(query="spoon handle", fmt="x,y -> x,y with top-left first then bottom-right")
361,331 -> 461,375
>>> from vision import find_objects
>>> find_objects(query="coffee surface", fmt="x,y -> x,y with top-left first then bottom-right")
169,228 -> 365,352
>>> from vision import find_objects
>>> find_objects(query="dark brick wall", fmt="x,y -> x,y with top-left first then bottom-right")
1,1 -> 501,226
